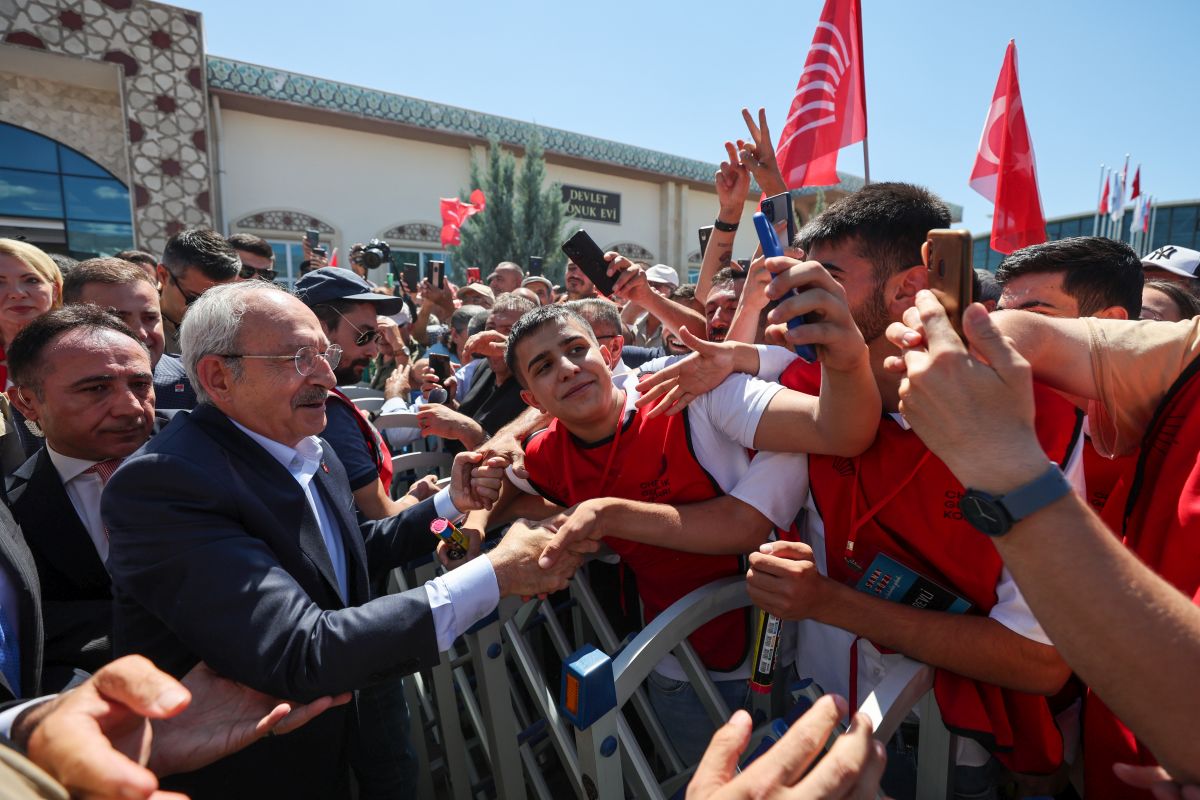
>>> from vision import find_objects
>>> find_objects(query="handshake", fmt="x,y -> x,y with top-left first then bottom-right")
445,450 -> 584,599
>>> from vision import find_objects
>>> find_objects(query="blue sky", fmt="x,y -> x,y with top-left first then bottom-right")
188,0 -> 1198,237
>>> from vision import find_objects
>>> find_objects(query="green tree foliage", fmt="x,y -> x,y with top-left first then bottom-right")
457,134 -> 569,284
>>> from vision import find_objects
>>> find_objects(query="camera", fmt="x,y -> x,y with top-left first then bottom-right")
355,239 -> 392,270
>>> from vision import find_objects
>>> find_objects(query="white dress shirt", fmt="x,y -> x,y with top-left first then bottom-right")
44,445 -> 111,564
231,421 -> 499,650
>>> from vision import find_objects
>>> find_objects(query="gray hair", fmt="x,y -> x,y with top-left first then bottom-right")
181,281 -> 290,404
566,298 -> 621,336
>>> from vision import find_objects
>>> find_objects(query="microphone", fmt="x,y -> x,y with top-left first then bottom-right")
427,385 -> 448,405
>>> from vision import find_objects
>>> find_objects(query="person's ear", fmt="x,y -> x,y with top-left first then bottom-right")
197,355 -> 236,404
156,264 -> 169,287
887,264 -> 928,319
7,385 -> 37,422
1094,305 -> 1130,321
519,388 -> 546,414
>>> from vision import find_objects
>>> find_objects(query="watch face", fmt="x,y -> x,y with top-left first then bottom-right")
960,493 -> 1010,536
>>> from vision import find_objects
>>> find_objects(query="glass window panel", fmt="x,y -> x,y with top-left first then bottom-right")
62,176 -> 131,222
66,220 -> 134,259
57,147 -> 113,178
0,123 -> 57,172
0,168 -> 63,218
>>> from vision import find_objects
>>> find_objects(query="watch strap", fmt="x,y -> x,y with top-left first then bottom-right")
713,218 -> 739,232
998,465 -> 1072,523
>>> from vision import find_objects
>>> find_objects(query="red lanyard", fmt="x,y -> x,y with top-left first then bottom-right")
564,392 -> 628,502
843,450 -> 932,572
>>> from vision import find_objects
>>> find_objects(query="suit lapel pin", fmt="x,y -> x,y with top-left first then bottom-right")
321,461 -> 330,473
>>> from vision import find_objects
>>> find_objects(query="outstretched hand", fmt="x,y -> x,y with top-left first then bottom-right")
688,695 -> 885,800
635,330 -> 739,418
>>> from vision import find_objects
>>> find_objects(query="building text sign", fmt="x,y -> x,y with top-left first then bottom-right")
562,185 -> 621,224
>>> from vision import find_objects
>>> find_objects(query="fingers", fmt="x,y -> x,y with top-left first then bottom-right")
912,290 -> 967,358
690,709 -> 752,798
273,692 -> 353,737
961,303 -> 1029,385
794,711 -> 885,800
741,107 -> 760,140
743,694 -> 846,787
93,655 -> 191,719
885,320 -> 924,351
757,107 -> 772,146
757,540 -> 816,561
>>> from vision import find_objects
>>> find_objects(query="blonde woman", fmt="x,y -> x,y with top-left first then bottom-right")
0,239 -> 63,386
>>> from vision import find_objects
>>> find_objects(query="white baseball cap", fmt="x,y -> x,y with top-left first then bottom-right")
1141,245 -> 1200,279
645,264 -> 680,289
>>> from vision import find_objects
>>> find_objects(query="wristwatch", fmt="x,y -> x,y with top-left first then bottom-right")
713,218 -> 739,232
959,465 -> 1072,537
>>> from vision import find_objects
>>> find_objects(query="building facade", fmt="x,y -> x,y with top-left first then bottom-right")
973,200 -> 1200,272
1,0 -> 877,288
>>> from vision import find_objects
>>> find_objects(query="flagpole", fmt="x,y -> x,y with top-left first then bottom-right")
1147,196 -> 1158,253
862,137 -> 871,185
1092,164 -> 1104,236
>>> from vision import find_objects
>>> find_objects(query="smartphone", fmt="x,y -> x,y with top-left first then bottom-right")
428,260 -> 445,290
429,353 -> 453,383
466,267 -> 482,284
528,256 -> 544,276
754,212 -> 816,362
401,262 -> 420,291
759,192 -> 796,248
311,246 -> 327,258
304,228 -> 320,249
698,225 -> 714,259
560,229 -> 617,296
923,229 -> 974,339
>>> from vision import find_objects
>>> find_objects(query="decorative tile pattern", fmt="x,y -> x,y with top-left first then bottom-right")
380,222 -> 440,243
0,72 -> 128,179
608,242 -> 655,262
207,57 -> 866,193
233,209 -> 334,234
1,0 -> 214,255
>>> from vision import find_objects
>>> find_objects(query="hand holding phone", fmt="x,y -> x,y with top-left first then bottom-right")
305,228 -> 320,249
560,230 -> 618,296
759,192 -> 796,248
429,260 -> 445,290
753,212 -> 816,362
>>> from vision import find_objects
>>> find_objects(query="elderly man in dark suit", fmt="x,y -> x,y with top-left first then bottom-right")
103,281 -> 577,798
6,306 -> 157,691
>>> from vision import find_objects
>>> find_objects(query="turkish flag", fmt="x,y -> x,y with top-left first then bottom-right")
1130,165 -> 1141,200
440,189 -> 486,248
969,40 -> 1046,254
774,0 -> 867,188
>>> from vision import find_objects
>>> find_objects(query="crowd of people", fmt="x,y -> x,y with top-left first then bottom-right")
0,109 -> 1197,800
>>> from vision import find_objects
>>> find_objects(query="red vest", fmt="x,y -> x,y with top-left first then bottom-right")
780,359 -> 1083,774
523,403 -> 749,672
1082,436 -> 1137,515
1084,357 -> 1200,800
327,388 -> 394,488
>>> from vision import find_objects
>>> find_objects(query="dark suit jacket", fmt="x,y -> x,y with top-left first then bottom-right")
104,403 -> 443,798
6,451 -> 111,692
0,502 -> 43,704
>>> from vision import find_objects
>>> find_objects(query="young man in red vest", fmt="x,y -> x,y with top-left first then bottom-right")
464,290 -> 880,763
888,293 -> 1200,798
643,183 -> 1084,794
992,236 -> 1145,515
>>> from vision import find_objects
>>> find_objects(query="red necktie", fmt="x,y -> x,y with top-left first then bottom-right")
84,459 -> 124,539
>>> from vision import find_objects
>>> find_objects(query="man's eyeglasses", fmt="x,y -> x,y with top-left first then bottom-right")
329,306 -> 381,346
167,271 -> 202,306
220,344 -> 343,376
239,265 -> 278,282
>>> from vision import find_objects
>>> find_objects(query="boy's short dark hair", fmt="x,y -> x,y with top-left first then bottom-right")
114,249 -> 158,268
63,257 -> 156,304
226,233 -> 275,262
995,236 -> 1144,318
161,227 -> 241,281
504,305 -> 597,388
797,182 -> 951,284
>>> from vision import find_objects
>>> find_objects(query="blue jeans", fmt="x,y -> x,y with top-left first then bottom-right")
646,672 -> 751,766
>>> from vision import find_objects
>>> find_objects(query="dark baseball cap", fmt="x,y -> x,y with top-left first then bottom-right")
294,267 -> 404,315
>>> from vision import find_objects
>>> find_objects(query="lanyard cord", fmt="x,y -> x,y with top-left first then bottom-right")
843,450 -> 932,571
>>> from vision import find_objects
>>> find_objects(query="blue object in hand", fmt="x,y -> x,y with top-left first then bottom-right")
752,212 -> 816,362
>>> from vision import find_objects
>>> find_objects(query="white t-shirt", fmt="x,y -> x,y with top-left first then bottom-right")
514,370 -> 809,681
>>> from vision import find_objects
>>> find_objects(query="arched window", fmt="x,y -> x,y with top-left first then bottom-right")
0,122 -> 133,258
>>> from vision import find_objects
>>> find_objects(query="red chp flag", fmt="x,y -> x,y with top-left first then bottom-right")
970,40 -> 1046,254
1130,165 -> 1141,200
440,189 -> 486,247
774,0 -> 867,188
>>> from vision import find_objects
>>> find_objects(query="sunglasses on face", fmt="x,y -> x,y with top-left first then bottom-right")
239,265 -> 278,282
167,271 -> 202,306
330,306 -> 381,346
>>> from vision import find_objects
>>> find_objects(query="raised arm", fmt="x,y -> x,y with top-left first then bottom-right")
607,254 -> 706,340
696,142 -> 751,304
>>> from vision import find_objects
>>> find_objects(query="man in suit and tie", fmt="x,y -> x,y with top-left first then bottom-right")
102,281 -> 578,798
6,306 -> 156,691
